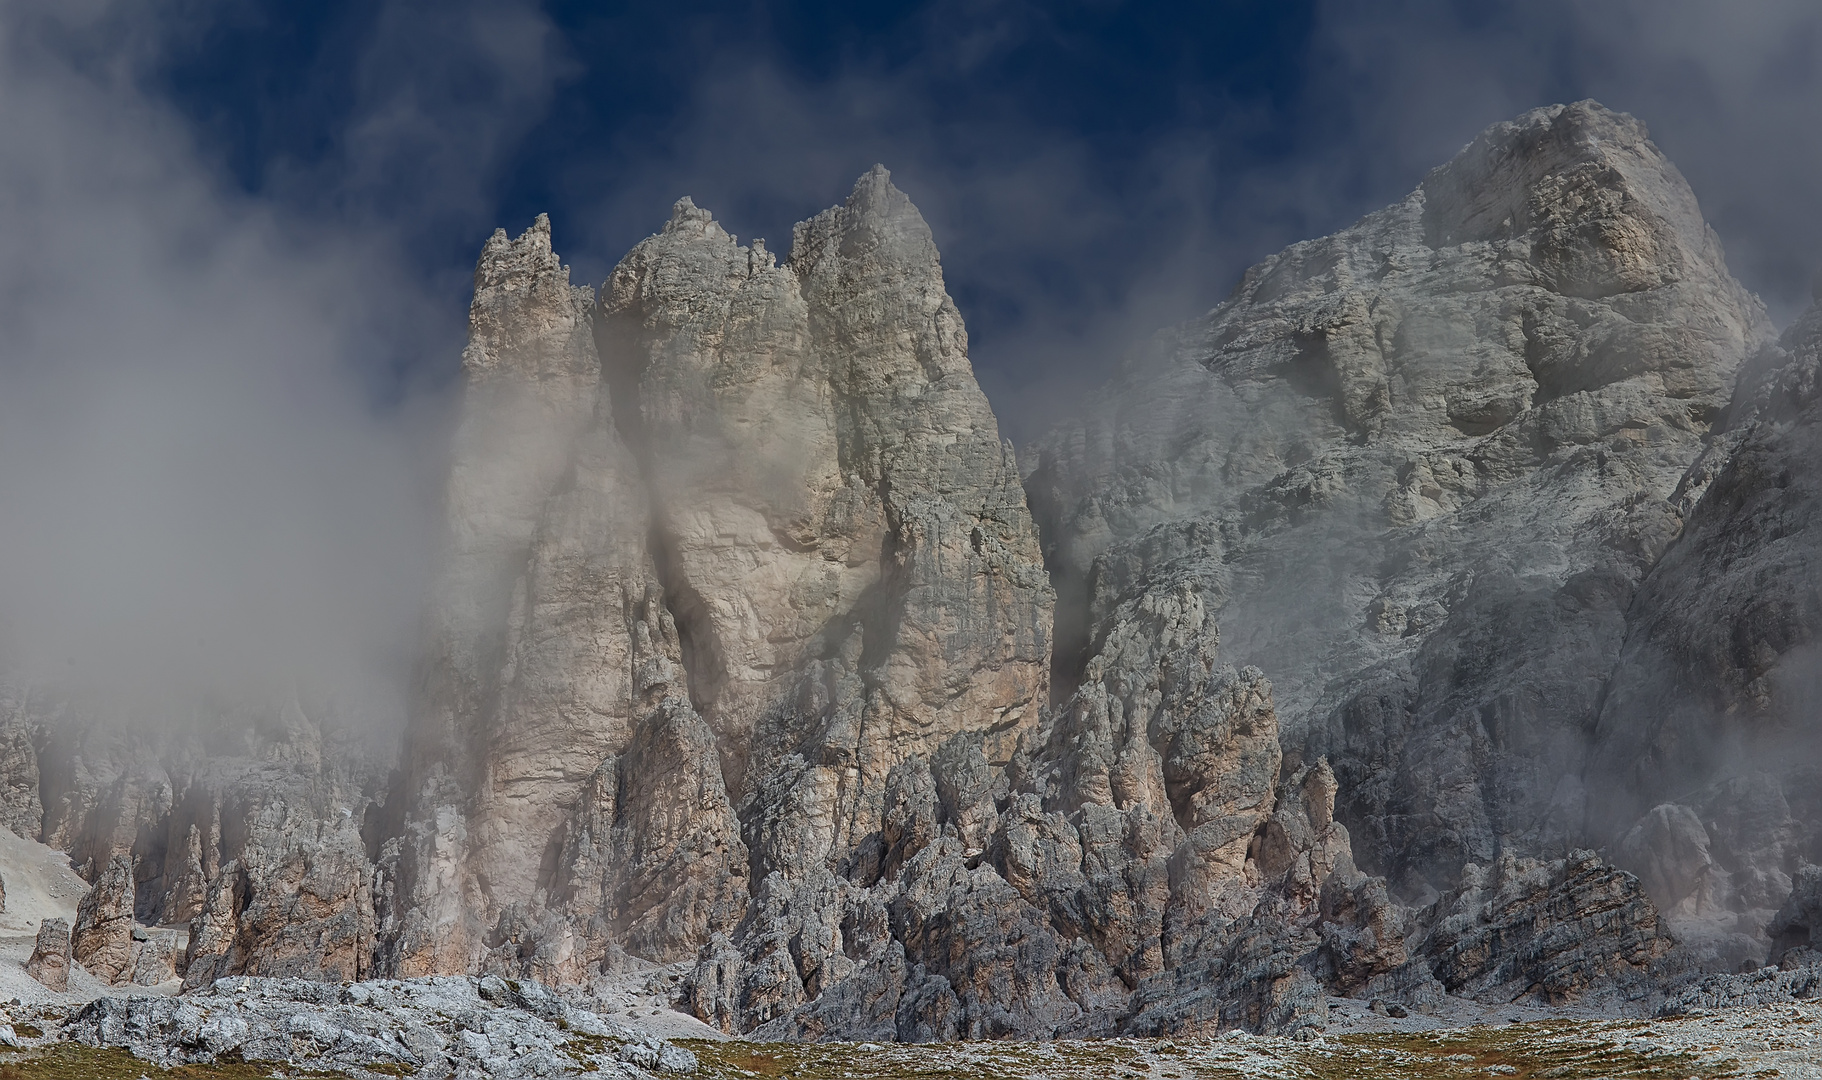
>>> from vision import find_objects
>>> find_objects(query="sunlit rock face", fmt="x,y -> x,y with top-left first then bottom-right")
8,99 -> 1800,1036
372,167 -> 1425,1040
1026,100 -> 1773,901
383,168 -> 1055,987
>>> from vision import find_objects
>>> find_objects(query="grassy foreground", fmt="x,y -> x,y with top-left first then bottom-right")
682,1019 -> 1743,1080
0,1016 -> 1760,1080
0,1045 -> 346,1080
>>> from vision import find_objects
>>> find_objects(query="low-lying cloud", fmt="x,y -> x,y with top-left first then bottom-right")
4,0 -> 1820,733
0,1 -> 565,727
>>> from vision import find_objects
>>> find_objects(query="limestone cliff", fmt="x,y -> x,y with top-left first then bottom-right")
382,168 -> 1054,991
1026,101 -> 1772,901
6,99 -> 1814,1037
1593,291 -> 1822,968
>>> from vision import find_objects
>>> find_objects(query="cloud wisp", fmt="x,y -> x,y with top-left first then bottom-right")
0,0 -> 569,731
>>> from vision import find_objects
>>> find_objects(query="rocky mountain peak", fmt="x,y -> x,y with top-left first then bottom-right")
463,212 -> 596,384
1027,98 -> 1772,901
385,166 -> 1054,987
12,100 -> 1822,1043
1419,101 -> 1713,289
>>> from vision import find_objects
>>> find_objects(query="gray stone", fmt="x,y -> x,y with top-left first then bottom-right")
71,856 -> 134,984
1769,866 -> 1822,967
3,96 -> 1809,1042
1592,297 -> 1822,944
64,976 -> 696,1080
1025,101 -> 1771,899
25,918 -> 70,992
1419,849 -> 1674,1007
130,928 -> 178,986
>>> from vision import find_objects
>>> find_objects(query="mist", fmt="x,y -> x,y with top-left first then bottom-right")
4,0 -> 1821,737
0,4 -> 483,730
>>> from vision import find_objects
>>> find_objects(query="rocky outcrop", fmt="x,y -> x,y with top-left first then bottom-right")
1768,866 -> 1822,968
1590,294 -> 1822,954
0,689 -> 47,840
65,976 -> 697,1079
130,928 -> 178,986
1659,962 -> 1822,1014
385,167 -> 1053,992
352,164 -> 1448,1040
1418,849 -> 1674,1006
0,97 -> 1804,1038
71,856 -> 135,984
372,107 -> 1727,1033
1025,100 -> 1771,904
26,917 -> 70,991
0,691 -> 391,989
388,211 -> 643,977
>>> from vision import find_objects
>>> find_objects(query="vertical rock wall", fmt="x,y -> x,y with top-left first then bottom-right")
0,99 -> 1786,1034
382,168 -> 1055,988
1025,101 -> 1772,897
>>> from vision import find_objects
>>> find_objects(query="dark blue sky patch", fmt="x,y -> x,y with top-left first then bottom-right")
137,1 -> 1822,439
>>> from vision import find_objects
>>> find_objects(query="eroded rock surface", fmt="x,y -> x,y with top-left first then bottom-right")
0,98 -> 1803,1040
1590,295 -> 1822,958
26,917 -> 70,991
384,168 -> 1055,1008
1419,849 -> 1674,1006
71,856 -> 134,984
1026,101 -> 1771,905
65,975 -> 696,1080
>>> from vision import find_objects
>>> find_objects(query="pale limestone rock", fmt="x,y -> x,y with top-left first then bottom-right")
0,694 -> 40,841
599,169 -> 1052,875
131,927 -> 179,986
0,99 -> 1785,1036
71,855 -> 134,984
1592,298 -> 1822,950
388,167 -> 1053,989
1026,101 -> 1772,899
395,210 -> 635,976
25,917 -> 69,991
383,208 -> 660,977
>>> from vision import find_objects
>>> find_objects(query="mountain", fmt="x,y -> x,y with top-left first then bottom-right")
3,99 -> 1818,1039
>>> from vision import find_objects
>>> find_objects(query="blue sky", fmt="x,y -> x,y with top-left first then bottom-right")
149,1 -> 1328,426
2,0 -> 1819,707
121,2 -> 1822,429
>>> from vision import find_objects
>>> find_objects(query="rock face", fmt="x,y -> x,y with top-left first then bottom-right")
386,169 -> 1053,994
1768,866 -> 1822,967
377,167 -> 1454,1039
65,975 -> 697,1080
0,692 -> 390,990
1588,295 -> 1822,960
71,856 -> 135,984
0,98 -> 1807,1038
26,917 -> 70,991
1419,850 -> 1673,1006
1025,100 -> 1771,902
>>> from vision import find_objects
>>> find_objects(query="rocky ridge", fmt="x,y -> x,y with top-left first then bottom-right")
63,975 -> 697,1080
1027,101 -> 1772,906
0,98 -> 1818,1047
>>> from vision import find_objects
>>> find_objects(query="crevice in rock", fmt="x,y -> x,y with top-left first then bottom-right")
645,522 -> 724,723
1019,457 -> 1092,707
593,305 -> 739,801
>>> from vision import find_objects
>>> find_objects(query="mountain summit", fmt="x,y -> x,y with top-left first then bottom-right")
7,102 -> 1820,1039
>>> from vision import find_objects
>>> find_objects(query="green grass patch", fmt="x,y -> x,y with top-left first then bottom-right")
681,1020 -> 1738,1080
0,1045 -> 362,1080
